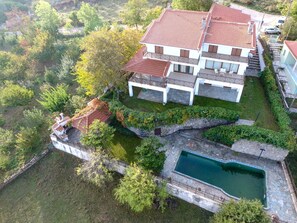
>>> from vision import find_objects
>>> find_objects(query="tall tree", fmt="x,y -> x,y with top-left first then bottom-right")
81,120 -> 115,150
76,150 -> 115,187
211,199 -> 270,223
38,84 -> 69,112
172,0 -> 213,11
135,137 -> 165,174
75,28 -> 142,96
143,6 -> 163,27
114,163 -> 156,212
120,0 -> 148,28
77,2 -> 103,34
34,0 -> 60,37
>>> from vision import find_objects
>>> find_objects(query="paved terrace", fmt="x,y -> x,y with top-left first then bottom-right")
162,130 -> 297,223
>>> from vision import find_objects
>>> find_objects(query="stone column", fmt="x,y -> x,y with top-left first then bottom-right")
128,82 -> 133,97
189,90 -> 194,106
236,85 -> 244,103
163,89 -> 168,104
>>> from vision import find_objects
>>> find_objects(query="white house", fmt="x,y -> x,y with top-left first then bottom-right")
280,41 -> 297,95
124,3 -> 256,105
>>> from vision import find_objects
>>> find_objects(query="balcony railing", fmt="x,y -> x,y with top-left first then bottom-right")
144,52 -> 199,65
129,72 -> 197,89
129,73 -> 166,87
167,72 -> 197,88
202,51 -> 248,63
198,69 -> 244,85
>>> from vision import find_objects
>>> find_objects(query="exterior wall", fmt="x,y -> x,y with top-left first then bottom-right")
145,43 -> 199,59
281,44 -> 297,94
167,63 -> 200,76
202,43 -> 251,57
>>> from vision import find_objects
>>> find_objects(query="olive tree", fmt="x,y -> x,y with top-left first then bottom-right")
212,199 -> 270,223
114,163 -> 156,212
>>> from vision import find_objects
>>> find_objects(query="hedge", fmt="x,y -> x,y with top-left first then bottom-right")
204,125 -> 295,150
108,100 -> 239,130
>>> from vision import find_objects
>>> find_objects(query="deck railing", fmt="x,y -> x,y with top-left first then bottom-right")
198,69 -> 244,85
144,52 -> 199,65
202,51 -> 248,63
129,73 -> 166,87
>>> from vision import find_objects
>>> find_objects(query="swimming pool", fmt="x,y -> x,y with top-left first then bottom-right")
174,151 -> 267,206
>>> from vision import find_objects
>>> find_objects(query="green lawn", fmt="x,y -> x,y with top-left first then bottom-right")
110,131 -> 142,163
0,151 -> 212,223
122,77 -> 279,130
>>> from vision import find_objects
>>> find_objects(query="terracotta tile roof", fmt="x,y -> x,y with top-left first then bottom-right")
285,41 -> 297,59
72,99 -> 112,133
141,9 -> 208,50
205,20 -> 255,49
123,47 -> 170,77
210,3 -> 250,23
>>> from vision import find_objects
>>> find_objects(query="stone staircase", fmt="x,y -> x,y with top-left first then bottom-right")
246,48 -> 261,74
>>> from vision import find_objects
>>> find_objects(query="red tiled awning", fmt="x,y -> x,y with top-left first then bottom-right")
123,47 -> 170,78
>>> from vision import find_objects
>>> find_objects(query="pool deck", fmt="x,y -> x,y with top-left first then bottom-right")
161,130 -> 297,223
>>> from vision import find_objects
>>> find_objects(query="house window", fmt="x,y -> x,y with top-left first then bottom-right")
180,49 -> 190,58
208,45 -> 218,53
155,46 -> 163,54
205,60 -> 239,73
231,48 -> 242,56
174,64 -> 194,74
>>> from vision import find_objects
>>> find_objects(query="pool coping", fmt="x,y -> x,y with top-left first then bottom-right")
173,149 -> 269,210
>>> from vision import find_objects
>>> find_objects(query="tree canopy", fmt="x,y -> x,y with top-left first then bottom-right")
76,150 -> 115,187
211,199 -> 270,223
172,0 -> 213,11
75,28 -> 142,95
135,137 -> 165,173
120,0 -> 148,28
77,2 -> 103,34
34,0 -> 60,37
114,163 -> 156,212
81,120 -> 115,149
38,84 -> 69,112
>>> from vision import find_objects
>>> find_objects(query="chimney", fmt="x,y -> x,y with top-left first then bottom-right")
248,21 -> 254,34
59,113 -> 64,121
201,18 -> 206,30
167,2 -> 172,9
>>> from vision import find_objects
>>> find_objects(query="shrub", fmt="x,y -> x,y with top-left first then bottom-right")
135,137 -> 165,173
0,114 -> 5,127
0,128 -> 15,154
38,84 -> 69,112
44,67 -> 58,86
114,163 -> 156,212
81,120 -> 115,150
260,68 -> 292,132
211,199 -> 270,223
204,125 -> 295,150
0,82 -> 34,107
109,100 -> 239,130
65,95 -> 87,115
22,108 -> 47,130
76,150 -> 114,188
15,127 -> 42,156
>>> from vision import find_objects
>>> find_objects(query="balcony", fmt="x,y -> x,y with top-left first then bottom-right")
129,73 -> 166,88
167,72 -> 197,88
198,69 -> 244,85
202,51 -> 248,63
144,52 -> 199,65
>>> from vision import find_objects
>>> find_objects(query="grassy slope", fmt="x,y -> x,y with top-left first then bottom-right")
0,151 -> 212,223
123,77 -> 279,130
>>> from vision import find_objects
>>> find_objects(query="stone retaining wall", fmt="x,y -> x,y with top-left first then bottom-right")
0,149 -> 51,191
128,118 -> 231,137
231,140 -> 289,161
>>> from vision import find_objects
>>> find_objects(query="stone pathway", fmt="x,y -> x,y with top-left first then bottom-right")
235,119 -> 255,126
162,130 -> 297,223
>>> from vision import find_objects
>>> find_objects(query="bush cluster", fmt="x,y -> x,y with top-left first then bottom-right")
204,125 -> 294,150
109,100 -> 239,130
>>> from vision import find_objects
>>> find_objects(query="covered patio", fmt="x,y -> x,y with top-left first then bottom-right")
137,88 -> 191,105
